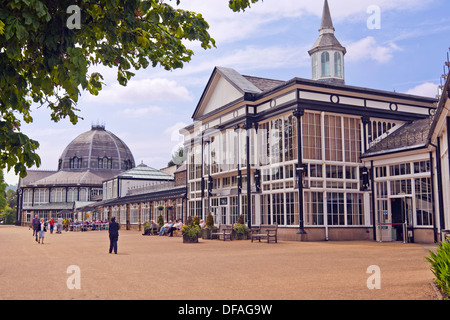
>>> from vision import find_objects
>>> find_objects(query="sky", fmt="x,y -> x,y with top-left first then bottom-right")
4,0 -> 450,185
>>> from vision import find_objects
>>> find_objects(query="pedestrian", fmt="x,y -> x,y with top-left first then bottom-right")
49,218 -> 55,234
38,218 -> 47,244
108,216 -> 119,254
32,215 -> 40,242
56,215 -> 63,234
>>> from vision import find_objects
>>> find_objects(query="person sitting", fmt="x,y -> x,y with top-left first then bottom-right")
159,220 -> 171,236
150,220 -> 158,235
167,219 -> 183,237
142,220 -> 159,235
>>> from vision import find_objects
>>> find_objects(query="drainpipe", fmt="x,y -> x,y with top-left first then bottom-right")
429,152 -> 438,243
371,160 -> 376,241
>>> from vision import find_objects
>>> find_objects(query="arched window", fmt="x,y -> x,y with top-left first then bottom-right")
321,52 -> 330,77
334,52 -> 342,77
312,53 -> 319,79
70,156 -> 82,169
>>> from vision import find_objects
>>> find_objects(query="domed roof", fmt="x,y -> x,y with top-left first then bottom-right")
58,125 -> 135,172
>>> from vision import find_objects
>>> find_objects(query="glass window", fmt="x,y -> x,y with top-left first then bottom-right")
334,52 -> 342,77
415,178 -> 433,226
414,161 -> 431,174
312,53 -> 319,79
346,193 -> 364,225
302,112 -> 322,160
324,115 -> 343,162
305,192 -> 324,226
327,192 -> 345,226
343,117 -> 361,163
321,52 -> 330,77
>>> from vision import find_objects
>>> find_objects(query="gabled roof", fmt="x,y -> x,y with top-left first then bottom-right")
191,67 -> 286,120
362,118 -> 432,158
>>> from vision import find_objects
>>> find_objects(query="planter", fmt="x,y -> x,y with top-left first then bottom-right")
183,234 -> 199,243
232,230 -> 250,240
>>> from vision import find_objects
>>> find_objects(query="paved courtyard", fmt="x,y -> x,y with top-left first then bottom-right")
0,225 -> 439,300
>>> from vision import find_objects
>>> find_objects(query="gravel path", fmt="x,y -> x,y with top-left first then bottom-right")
0,225 -> 438,300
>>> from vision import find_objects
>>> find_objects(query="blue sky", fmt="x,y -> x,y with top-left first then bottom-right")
4,0 -> 450,185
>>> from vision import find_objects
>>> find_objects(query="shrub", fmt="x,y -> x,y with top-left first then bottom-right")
233,215 -> 249,238
205,212 -> 215,228
157,214 -> 164,227
181,216 -> 201,239
193,215 -> 200,226
426,240 -> 450,299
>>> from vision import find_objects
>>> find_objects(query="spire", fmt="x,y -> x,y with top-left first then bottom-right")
320,0 -> 334,31
308,0 -> 346,85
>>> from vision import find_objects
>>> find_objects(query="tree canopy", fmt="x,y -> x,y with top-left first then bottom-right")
0,0 -> 261,178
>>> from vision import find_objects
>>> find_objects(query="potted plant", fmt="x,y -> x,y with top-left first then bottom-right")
157,214 -> 164,228
181,216 -> 201,243
232,215 -> 249,240
201,211 -> 217,239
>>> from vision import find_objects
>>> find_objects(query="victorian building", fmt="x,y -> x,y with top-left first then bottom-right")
181,0 -> 448,243
16,124 -> 136,224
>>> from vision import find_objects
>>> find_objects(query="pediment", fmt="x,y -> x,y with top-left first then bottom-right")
192,67 -> 262,120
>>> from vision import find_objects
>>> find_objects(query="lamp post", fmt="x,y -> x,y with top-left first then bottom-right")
294,108 -> 307,235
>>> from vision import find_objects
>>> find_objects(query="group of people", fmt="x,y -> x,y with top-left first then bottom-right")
158,219 -> 183,237
30,215 -> 184,254
31,215 -> 64,244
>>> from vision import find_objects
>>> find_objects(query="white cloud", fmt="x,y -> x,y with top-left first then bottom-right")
405,82 -> 438,98
345,37 -> 401,63
177,0 -> 435,44
86,78 -> 193,105
118,106 -> 166,118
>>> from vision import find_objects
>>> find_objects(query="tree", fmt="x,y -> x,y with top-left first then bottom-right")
6,189 -> 16,211
167,146 -> 186,167
0,0 -> 262,178
0,171 -> 7,211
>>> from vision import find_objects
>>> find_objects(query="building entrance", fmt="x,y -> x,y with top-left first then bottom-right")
390,197 -> 413,243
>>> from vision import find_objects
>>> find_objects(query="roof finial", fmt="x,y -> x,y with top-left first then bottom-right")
320,0 -> 335,32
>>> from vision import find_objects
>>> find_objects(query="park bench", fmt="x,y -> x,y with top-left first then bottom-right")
250,224 -> 278,243
211,224 -> 233,241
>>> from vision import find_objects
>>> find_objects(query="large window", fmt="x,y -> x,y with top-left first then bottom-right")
130,204 -> 139,225
346,193 -> 364,225
327,192 -> 345,226
343,117 -> 361,163
324,115 -> 343,162
302,112 -> 322,160
305,191 -> 324,226
415,178 -> 433,226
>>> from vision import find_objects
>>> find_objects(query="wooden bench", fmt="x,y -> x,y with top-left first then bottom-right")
211,224 -> 233,241
251,224 -> 278,243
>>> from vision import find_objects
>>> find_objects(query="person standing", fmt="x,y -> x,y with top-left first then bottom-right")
49,218 -> 55,234
32,215 -> 40,242
108,217 -> 119,254
56,215 -> 63,234
38,218 -> 47,244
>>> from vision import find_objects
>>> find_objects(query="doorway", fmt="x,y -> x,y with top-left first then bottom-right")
390,197 -> 413,242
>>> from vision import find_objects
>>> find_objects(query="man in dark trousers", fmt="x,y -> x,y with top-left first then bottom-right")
32,215 -> 40,242
108,217 -> 120,254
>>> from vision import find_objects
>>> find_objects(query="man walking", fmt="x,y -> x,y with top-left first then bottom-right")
108,216 -> 120,254
32,215 -> 40,242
